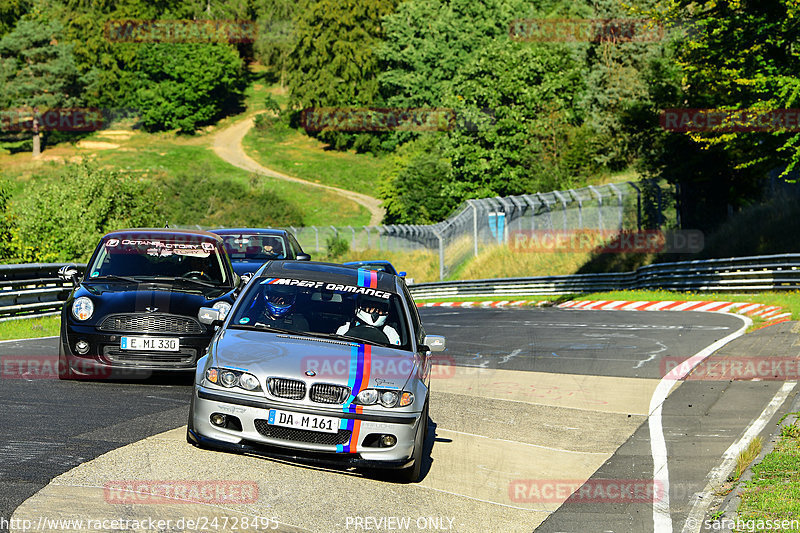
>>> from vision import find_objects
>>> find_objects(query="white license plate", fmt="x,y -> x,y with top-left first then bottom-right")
267,409 -> 339,434
120,336 -> 180,352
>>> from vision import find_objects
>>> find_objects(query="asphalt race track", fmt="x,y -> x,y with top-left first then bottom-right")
1,307 -> 796,533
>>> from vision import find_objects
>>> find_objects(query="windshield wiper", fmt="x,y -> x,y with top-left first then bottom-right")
229,322 -> 297,335
90,274 -> 141,283
140,276 -> 219,288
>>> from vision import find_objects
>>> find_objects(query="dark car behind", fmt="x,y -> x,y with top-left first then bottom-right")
210,228 -> 310,277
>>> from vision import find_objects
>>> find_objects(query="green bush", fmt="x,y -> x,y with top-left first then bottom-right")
324,234 -> 350,261
10,161 -> 165,262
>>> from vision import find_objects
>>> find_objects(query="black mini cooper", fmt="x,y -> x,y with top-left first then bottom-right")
57,229 -> 241,379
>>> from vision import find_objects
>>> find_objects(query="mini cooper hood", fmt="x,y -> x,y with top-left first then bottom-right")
75,282 -> 232,315
212,329 -> 419,390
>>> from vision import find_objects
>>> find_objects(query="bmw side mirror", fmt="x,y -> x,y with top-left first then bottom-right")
297,254 -> 311,261
58,264 -> 80,287
422,335 -> 446,353
198,307 -> 223,327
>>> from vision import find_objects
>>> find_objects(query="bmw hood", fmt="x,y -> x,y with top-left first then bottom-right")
210,329 -> 419,391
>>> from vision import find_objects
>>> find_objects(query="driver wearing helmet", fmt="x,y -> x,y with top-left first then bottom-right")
249,284 -> 309,332
336,295 -> 400,346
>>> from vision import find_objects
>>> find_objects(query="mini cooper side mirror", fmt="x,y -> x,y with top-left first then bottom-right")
422,335 -> 446,353
58,264 -> 80,287
297,253 -> 311,261
240,272 -> 254,285
198,307 -> 224,327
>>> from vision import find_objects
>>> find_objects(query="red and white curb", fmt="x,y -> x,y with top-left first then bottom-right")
559,300 -> 792,320
416,300 -> 530,308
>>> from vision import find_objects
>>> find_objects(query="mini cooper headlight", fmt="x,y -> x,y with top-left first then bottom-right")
238,373 -> 259,391
72,297 -> 94,321
212,301 -> 232,319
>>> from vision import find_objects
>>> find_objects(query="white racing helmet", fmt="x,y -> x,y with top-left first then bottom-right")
356,295 -> 390,327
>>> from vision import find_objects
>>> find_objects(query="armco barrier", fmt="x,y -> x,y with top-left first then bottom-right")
0,263 -> 83,321
408,253 -> 800,299
3,254 -> 800,319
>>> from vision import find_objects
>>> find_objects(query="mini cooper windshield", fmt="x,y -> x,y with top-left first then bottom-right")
87,237 -> 230,285
229,279 -> 411,350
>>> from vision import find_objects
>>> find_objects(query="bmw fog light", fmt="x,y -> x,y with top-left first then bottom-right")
381,435 -> 397,447
210,413 -> 227,427
75,340 -> 90,355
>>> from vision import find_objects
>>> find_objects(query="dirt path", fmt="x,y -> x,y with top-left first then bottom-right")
212,114 -> 384,226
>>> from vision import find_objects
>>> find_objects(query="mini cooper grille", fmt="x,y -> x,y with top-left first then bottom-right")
253,421 -> 351,445
310,384 -> 350,404
267,378 -> 306,400
98,314 -> 204,335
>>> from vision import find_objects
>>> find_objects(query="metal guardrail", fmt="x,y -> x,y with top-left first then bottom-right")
0,263 -> 83,321
3,254 -> 800,320
408,253 -> 800,299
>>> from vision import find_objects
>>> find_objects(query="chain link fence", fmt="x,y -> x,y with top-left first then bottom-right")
183,182 -> 653,280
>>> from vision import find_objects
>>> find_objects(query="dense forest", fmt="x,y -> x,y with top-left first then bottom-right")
1,0 -> 798,244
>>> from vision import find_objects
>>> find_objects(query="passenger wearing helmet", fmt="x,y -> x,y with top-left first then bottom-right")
246,284 -> 309,332
336,295 -> 400,346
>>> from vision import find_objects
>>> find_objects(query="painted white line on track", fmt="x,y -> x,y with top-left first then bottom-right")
649,312 -> 751,533
679,381 -> 797,533
0,335 -> 58,344
414,483 -> 551,512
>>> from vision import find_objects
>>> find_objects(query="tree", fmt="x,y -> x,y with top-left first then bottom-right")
133,42 -> 246,132
442,40 -> 586,201
0,0 -> 31,37
0,15 -> 83,156
378,135 -> 453,224
10,161 -> 165,263
635,0 -> 800,231
0,179 -> 13,262
285,0 -> 398,150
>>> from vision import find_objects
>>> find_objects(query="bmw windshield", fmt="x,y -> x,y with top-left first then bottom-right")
86,236 -> 230,285
229,278 -> 411,350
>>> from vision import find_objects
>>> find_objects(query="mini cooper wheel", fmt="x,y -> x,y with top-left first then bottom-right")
58,339 -> 75,380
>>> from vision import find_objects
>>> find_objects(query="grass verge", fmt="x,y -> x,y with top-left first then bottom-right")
0,315 -> 60,341
242,122 -> 385,197
735,418 -> 800,530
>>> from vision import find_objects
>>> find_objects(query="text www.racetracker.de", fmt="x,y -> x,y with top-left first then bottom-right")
1,515 -> 281,531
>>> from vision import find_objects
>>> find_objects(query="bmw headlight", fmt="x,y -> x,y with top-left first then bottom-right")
206,367 -> 262,392
354,389 -> 410,408
72,297 -> 94,321
238,373 -> 260,391
356,389 -> 378,405
212,301 -> 232,319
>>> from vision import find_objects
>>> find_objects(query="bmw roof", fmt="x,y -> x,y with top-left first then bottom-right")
258,261 -> 400,294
